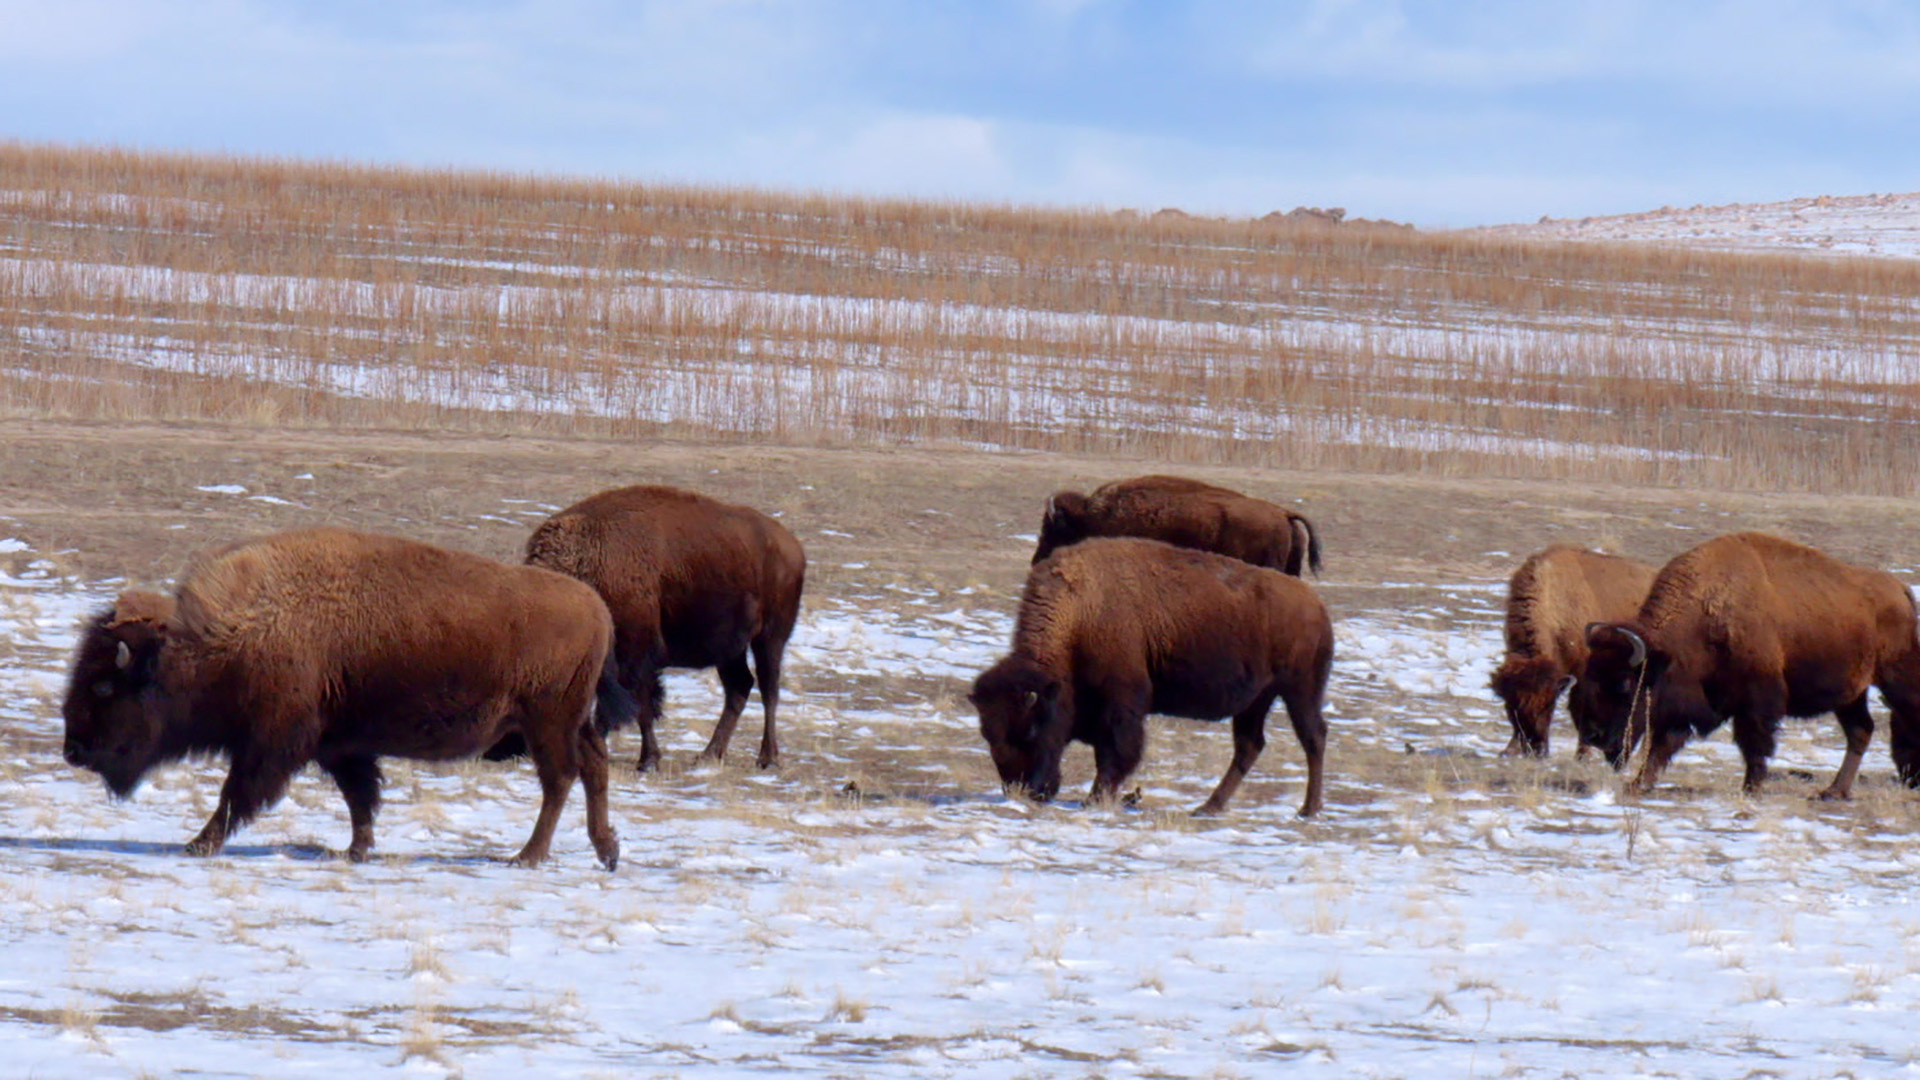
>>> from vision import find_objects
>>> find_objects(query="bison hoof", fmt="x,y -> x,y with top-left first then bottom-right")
183,837 -> 222,858
597,848 -> 620,872
346,845 -> 373,864
1813,787 -> 1851,802
1192,801 -> 1226,817
756,755 -> 779,770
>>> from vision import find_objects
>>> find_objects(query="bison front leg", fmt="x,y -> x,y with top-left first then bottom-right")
186,744 -> 303,857
1730,708 -> 1782,796
632,667 -> 666,773
1816,696 -> 1874,801
1624,725 -> 1690,796
577,722 -> 619,871
320,753 -> 384,862
1088,709 -> 1146,807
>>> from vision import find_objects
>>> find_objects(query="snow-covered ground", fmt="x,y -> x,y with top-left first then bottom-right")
1484,190 -> 1920,258
4,533 -> 1918,1078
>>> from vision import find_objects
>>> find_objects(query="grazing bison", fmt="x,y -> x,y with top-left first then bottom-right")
1490,546 -> 1658,759
971,536 -> 1333,816
1580,532 -> 1920,798
522,485 -> 806,772
61,528 -> 620,868
1032,475 -> 1323,577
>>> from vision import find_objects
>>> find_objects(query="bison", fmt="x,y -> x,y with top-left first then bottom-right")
1032,475 -> 1323,577
61,527 -> 621,868
1490,545 -> 1658,760
970,536 -> 1333,816
522,485 -> 806,772
1580,532 -> 1920,798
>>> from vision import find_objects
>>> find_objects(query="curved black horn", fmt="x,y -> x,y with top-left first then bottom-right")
1586,622 -> 1648,668
1619,627 -> 1647,668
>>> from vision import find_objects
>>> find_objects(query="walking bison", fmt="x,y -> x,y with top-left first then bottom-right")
1580,532 -> 1920,798
1031,475 -> 1322,576
1490,545 -> 1658,760
521,485 -> 806,772
971,537 -> 1333,816
61,528 -> 621,868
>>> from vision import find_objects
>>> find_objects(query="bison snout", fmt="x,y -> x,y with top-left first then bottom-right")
63,739 -> 90,768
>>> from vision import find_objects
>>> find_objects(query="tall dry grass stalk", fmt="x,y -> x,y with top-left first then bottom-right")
4,140 -> 1919,493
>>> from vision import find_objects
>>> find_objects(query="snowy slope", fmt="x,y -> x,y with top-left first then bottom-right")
1482,190 -> 1920,257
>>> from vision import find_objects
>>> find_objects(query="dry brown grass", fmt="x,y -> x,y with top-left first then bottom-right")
5,141 -> 1920,494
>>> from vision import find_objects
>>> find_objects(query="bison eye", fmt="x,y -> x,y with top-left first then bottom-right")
92,680 -> 116,699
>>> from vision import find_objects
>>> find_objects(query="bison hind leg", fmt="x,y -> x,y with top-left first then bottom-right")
1815,695 -> 1873,801
750,633 -> 789,770
1874,658 -> 1920,788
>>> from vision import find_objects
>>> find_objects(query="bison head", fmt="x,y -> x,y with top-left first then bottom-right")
1489,655 -> 1566,756
1031,491 -> 1093,565
1576,622 -> 1690,768
1579,620 -> 1723,768
62,592 -> 174,797
969,655 -> 1067,801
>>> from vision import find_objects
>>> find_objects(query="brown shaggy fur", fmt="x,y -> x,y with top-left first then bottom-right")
1033,475 -> 1322,577
61,528 -> 620,869
1490,546 -> 1657,759
971,537 -> 1333,817
523,485 -> 806,772
1580,532 -> 1920,798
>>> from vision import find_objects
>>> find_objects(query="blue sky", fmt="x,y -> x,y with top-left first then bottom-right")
4,1 -> 1919,226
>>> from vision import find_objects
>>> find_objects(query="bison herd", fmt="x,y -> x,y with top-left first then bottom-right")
56,474 -> 1920,867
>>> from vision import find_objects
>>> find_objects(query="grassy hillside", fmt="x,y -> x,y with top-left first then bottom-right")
4,140 -> 1920,493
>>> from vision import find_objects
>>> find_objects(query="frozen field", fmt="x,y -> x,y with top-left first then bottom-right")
4,533 -> 1919,1079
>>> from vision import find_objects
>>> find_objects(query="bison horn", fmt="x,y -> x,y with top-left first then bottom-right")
1587,622 -> 1647,669
1619,627 -> 1647,669
115,640 -> 132,670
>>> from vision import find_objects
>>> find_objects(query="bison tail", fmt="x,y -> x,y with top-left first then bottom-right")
594,663 -> 640,737
1289,515 -> 1323,577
